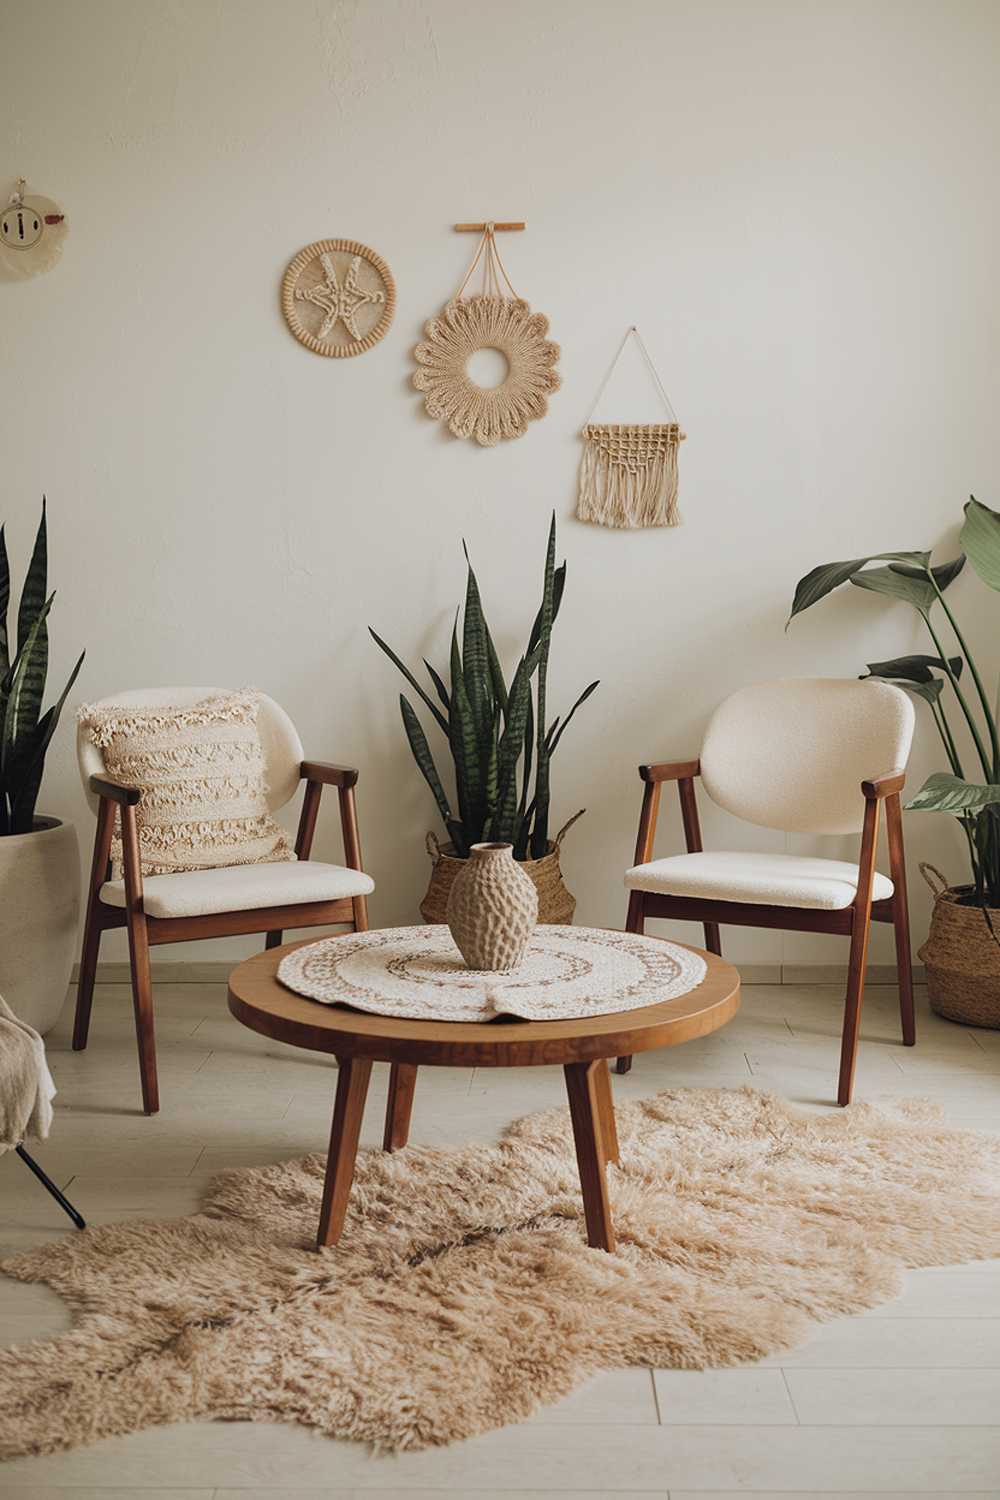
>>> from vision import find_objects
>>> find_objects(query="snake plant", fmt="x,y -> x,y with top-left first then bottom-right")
0,501 -> 85,836
371,515 -> 598,860
789,496 -> 1000,906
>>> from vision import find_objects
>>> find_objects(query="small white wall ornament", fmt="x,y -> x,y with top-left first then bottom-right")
281,239 -> 395,357
0,178 -> 67,281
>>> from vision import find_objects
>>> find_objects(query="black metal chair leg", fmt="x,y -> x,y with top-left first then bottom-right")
15,1144 -> 86,1230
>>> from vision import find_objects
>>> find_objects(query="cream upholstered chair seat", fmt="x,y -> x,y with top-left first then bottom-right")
626,851 -> 894,911
99,860 -> 374,920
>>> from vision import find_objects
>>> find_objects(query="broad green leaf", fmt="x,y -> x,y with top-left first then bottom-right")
0,525 -> 9,678
863,654 -> 963,683
851,564 -> 936,613
17,500 -> 47,653
905,772 -> 1000,814
788,551 -> 929,623
369,627 -> 449,735
399,695 -> 452,827
960,497 -> 1000,592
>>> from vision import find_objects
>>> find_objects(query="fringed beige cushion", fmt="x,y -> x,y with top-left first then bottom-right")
77,691 -> 296,878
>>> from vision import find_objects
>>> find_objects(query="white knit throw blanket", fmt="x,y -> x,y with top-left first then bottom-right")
0,994 -> 55,1151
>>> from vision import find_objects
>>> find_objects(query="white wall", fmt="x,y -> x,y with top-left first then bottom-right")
3,0 -> 998,967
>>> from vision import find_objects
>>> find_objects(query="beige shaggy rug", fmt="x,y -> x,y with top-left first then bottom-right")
2,1085 -> 999,1459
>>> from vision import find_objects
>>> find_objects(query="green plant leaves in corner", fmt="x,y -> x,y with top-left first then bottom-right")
906,772 -> 1000,815
960,496 -> 1000,592
863,654 -> 963,684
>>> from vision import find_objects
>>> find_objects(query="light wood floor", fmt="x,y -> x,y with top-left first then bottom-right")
2,973 -> 999,1499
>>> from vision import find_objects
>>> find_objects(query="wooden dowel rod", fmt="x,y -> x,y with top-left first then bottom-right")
454,222 -> 525,232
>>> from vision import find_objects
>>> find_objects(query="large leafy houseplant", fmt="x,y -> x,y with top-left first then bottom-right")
371,515 -> 598,861
0,501 -> 85,835
788,496 -> 1000,909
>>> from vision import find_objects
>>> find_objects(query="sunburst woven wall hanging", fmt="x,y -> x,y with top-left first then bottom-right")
412,222 -> 560,446
577,326 -> 686,529
281,239 -> 395,358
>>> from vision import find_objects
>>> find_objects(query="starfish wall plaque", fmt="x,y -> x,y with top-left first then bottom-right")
281,238 -> 395,357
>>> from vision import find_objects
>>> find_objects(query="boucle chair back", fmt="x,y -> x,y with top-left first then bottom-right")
77,688 -> 304,818
699,678 -> 915,836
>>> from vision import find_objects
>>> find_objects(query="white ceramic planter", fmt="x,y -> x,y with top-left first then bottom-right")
0,817 -> 80,1034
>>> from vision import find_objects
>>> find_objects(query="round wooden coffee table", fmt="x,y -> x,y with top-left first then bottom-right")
227,931 -> 740,1254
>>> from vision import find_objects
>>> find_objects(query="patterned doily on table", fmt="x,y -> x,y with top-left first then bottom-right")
276,925 -> 707,1023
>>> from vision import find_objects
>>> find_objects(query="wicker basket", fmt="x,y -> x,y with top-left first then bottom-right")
918,862 -> 1000,1029
420,818 -> 579,927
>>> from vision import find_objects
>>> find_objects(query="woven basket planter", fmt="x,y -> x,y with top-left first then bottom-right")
918,863 -> 1000,1029
420,831 -> 576,926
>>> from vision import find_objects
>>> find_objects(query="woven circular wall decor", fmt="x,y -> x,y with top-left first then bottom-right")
413,225 -> 560,446
281,239 -> 395,358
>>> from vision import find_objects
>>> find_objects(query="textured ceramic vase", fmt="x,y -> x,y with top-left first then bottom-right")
0,817 -> 81,1034
446,842 -> 539,972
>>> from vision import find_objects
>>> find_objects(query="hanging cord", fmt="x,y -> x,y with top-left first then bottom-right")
455,223 -> 520,302
585,325 -> 678,423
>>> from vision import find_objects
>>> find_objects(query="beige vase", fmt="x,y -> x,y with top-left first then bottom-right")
0,817 -> 81,1034
446,841 -> 539,972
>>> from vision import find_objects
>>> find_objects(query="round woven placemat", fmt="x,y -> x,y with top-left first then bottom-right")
277,924 -> 707,1023
281,238 -> 395,357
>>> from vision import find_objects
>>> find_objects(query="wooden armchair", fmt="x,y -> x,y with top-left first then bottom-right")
618,679 -> 917,1105
72,689 -> 373,1115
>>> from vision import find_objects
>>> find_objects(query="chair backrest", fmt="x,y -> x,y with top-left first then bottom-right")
76,687 -> 304,818
699,677 -> 915,836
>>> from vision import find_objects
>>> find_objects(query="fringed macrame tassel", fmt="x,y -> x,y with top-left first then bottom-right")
577,423 -> 685,530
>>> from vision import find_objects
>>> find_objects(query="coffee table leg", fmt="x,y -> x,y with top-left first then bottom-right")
383,1062 -> 418,1151
563,1061 -> 616,1253
592,1059 -> 620,1165
317,1056 -> 372,1249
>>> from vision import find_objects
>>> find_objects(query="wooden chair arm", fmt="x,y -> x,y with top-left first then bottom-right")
639,758 -> 701,784
90,775 -> 142,806
861,770 -> 906,800
300,760 -> 359,789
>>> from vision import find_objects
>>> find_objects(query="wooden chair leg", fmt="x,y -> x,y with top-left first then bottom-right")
72,914 -> 103,1052
703,922 -> 722,956
591,1059 -> 620,1165
73,797 -> 115,1052
317,1056 -> 373,1248
383,1062 -> 417,1151
838,906 -> 875,1108
564,1061 -> 616,1252
886,792 -> 915,1046
126,910 -> 158,1116
264,930 -> 283,950
617,893 -> 645,1075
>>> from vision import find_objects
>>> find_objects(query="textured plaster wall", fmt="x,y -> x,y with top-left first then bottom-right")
2,0 -> 999,967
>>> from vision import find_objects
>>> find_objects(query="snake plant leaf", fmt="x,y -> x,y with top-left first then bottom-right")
863,654 -> 963,684
0,525 -> 9,679
423,658 -> 450,712
461,546 -> 491,744
369,627 -> 450,736
905,772 -> 1000,814
788,551 -> 930,624
960,497 -> 1000,592
0,593 -> 54,781
8,647 -> 84,833
547,680 -> 600,759
496,648 -> 540,791
485,623 -> 508,716
399,694 -> 452,826
16,500 -> 48,653
449,620 -> 485,840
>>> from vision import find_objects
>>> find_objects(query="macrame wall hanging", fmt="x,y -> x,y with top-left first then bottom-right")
413,221 -> 560,447
281,238 -> 395,358
577,326 -> 686,529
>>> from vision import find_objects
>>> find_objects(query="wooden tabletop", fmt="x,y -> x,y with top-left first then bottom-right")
227,931 -> 740,1068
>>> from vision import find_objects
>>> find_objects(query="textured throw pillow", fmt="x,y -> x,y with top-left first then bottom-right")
77,691 -> 296,878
